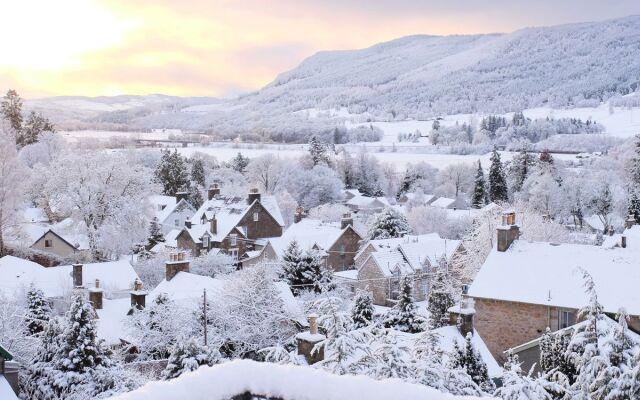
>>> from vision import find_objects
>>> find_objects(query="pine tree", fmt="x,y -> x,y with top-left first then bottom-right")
22,318 -> 64,400
384,277 -> 426,333
427,266 -> 456,329
309,136 -> 328,166
26,285 -> 51,335
496,351 -> 553,400
472,160 -> 487,208
367,208 -> 412,239
1,89 -> 23,138
539,327 -> 554,373
450,333 -> 493,392
230,152 -> 250,173
300,249 -> 334,294
509,148 -> 533,193
147,217 -> 165,248
281,240 -> 305,295
190,158 -> 206,187
488,148 -> 508,202
629,134 -> 640,187
155,149 -> 190,196
188,184 -> 203,209
628,190 -> 640,224
351,289 -> 374,329
22,111 -> 54,146
162,337 -> 220,380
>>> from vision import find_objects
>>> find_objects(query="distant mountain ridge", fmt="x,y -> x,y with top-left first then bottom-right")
26,15 -> 640,138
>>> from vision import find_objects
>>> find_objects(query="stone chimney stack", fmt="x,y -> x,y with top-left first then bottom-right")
497,211 -> 519,252
89,279 -> 103,310
247,188 -> 261,205
448,297 -> 475,338
165,252 -> 190,281
185,217 -> 192,229
175,191 -> 188,203
207,183 -> 221,200
625,215 -> 636,230
0,356 -> 19,398
72,263 -> 83,288
341,213 -> 354,230
294,206 -> 305,224
296,314 -> 326,365
621,235 -> 627,248
209,215 -> 217,234
129,278 -> 147,314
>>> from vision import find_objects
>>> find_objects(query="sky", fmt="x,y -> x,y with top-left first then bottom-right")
1,0 -> 639,99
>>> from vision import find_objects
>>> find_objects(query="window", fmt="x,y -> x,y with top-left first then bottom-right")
44,239 -> 53,248
174,219 -> 180,227
559,310 -> 576,329
202,236 -> 210,248
229,248 -> 239,259
230,234 -> 237,246
253,212 -> 259,222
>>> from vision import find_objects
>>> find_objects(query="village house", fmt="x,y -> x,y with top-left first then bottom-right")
339,233 -> 462,306
149,193 -> 196,234
344,193 -> 390,214
269,212 -> 363,272
468,212 -> 640,363
175,185 -> 284,258
0,344 -> 19,400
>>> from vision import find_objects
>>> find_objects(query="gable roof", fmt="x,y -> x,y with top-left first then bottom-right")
346,195 -> 390,208
468,238 -> 640,315
430,197 -> 456,208
0,256 -> 138,297
269,219 -> 361,257
150,195 -> 196,224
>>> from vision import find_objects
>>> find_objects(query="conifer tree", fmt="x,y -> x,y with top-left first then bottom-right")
155,149 -> 190,196
22,111 -> 55,146
162,337 -> 220,380
190,158 -> 206,187
147,217 -> 165,248
281,240 -> 305,295
488,148 -> 508,202
1,89 -> 23,136
300,249 -> 334,293
427,266 -> 456,329
450,333 -> 493,392
367,208 -> 412,239
351,289 -> 374,329
629,134 -> 640,187
384,277 -> 426,333
22,318 -> 63,400
309,136 -> 328,166
509,148 -> 533,193
472,160 -> 487,208
628,190 -> 640,224
230,152 -> 250,173
26,285 -> 51,335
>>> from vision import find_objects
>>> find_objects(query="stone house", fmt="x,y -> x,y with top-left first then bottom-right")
269,213 -> 363,272
149,194 -> 196,234
345,194 -> 390,214
468,213 -> 640,363
176,187 -> 284,258
339,234 -> 462,306
30,229 -> 88,260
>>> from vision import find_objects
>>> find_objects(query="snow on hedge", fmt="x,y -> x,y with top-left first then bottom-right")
110,359 -> 495,400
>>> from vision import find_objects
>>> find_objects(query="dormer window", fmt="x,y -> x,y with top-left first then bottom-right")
253,212 -> 259,222
230,234 -> 238,246
202,235 -> 210,248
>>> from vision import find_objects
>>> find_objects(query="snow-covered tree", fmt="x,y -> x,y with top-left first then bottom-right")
147,217 -> 165,249
383,277 -> 426,333
367,208 -> 411,239
247,154 -> 285,194
190,157 -> 206,187
1,89 -> 23,139
627,190 -> 640,224
449,332 -> 494,392
162,337 -> 221,380
488,149 -> 508,202
230,152 -> 250,173
309,136 -> 329,166
353,148 -> 386,196
0,294 -> 40,363
284,165 -> 343,209
281,240 -> 305,294
0,134 -> 26,255
589,183 -> 614,231
508,148 -> 534,193
471,160 -> 487,208
22,111 -> 55,147
427,265 -> 456,328
155,149 -> 190,196
21,317 -> 64,400
495,351 -> 554,400
351,289 -> 374,329
26,285 -> 51,335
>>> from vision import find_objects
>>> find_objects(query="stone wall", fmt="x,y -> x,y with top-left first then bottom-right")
238,202 -> 283,240
176,231 -> 200,256
356,257 -> 389,305
326,227 -> 363,272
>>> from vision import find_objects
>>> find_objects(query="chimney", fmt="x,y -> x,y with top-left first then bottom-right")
296,314 -> 325,365
621,235 -> 627,248
207,183 -> 221,200
72,263 -> 83,288
209,215 -> 217,234
89,279 -> 103,310
341,212 -> 353,230
0,358 -> 19,397
497,211 -> 519,252
176,191 -> 188,203
294,206 -> 305,223
129,278 -> 147,314
625,214 -> 636,229
448,297 -> 475,338
165,252 -> 190,281
247,188 -> 261,204
185,217 -> 192,229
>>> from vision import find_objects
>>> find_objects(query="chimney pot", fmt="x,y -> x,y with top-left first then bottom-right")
341,212 -> 353,230
185,217 -> 192,229
175,191 -> 188,203
247,188 -> 261,204
89,286 -> 104,310
210,215 -> 217,234
296,313 -> 325,364
207,184 -> 221,200
72,263 -> 83,288
621,235 -> 627,248
625,215 -> 636,229
294,206 -> 305,223
166,253 -> 190,281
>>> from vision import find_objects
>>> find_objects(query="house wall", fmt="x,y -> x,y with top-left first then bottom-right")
31,231 -> 77,259
238,202 -> 283,240
356,257 -> 389,306
161,205 -> 195,234
176,231 -> 201,257
326,227 -> 362,272
354,243 -> 375,268
240,242 -> 278,269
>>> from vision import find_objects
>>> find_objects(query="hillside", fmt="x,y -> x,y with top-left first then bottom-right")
27,16 -> 640,138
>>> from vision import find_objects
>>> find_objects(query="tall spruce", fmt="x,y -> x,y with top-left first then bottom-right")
281,240 -> 305,294
1,89 -> 23,136
367,208 -> 412,239
488,148 -> 508,202
351,290 -> 374,329
190,158 -> 206,187
629,134 -> 640,187
472,160 -> 487,208
628,190 -> 640,224
155,149 -> 190,196
147,217 -> 165,248
383,277 -> 426,333
309,136 -> 328,166
427,264 -> 456,329
509,148 -> 533,193
230,152 -> 250,173
449,333 -> 493,392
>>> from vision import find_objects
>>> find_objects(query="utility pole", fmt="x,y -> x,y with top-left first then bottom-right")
203,288 -> 208,346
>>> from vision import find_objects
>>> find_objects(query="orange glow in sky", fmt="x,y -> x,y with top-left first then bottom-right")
1,0 -> 638,98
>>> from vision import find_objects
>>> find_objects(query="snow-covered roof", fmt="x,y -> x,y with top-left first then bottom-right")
22,207 -> 49,223
109,359 -> 491,400
402,192 -> 436,204
334,270 -> 358,280
430,197 -> 456,209
346,195 -> 390,208
150,195 -> 195,224
0,256 -> 138,298
269,218 -> 356,257
469,238 -> 640,315
12,217 -> 90,250
95,297 -> 131,345
150,229 -> 181,253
